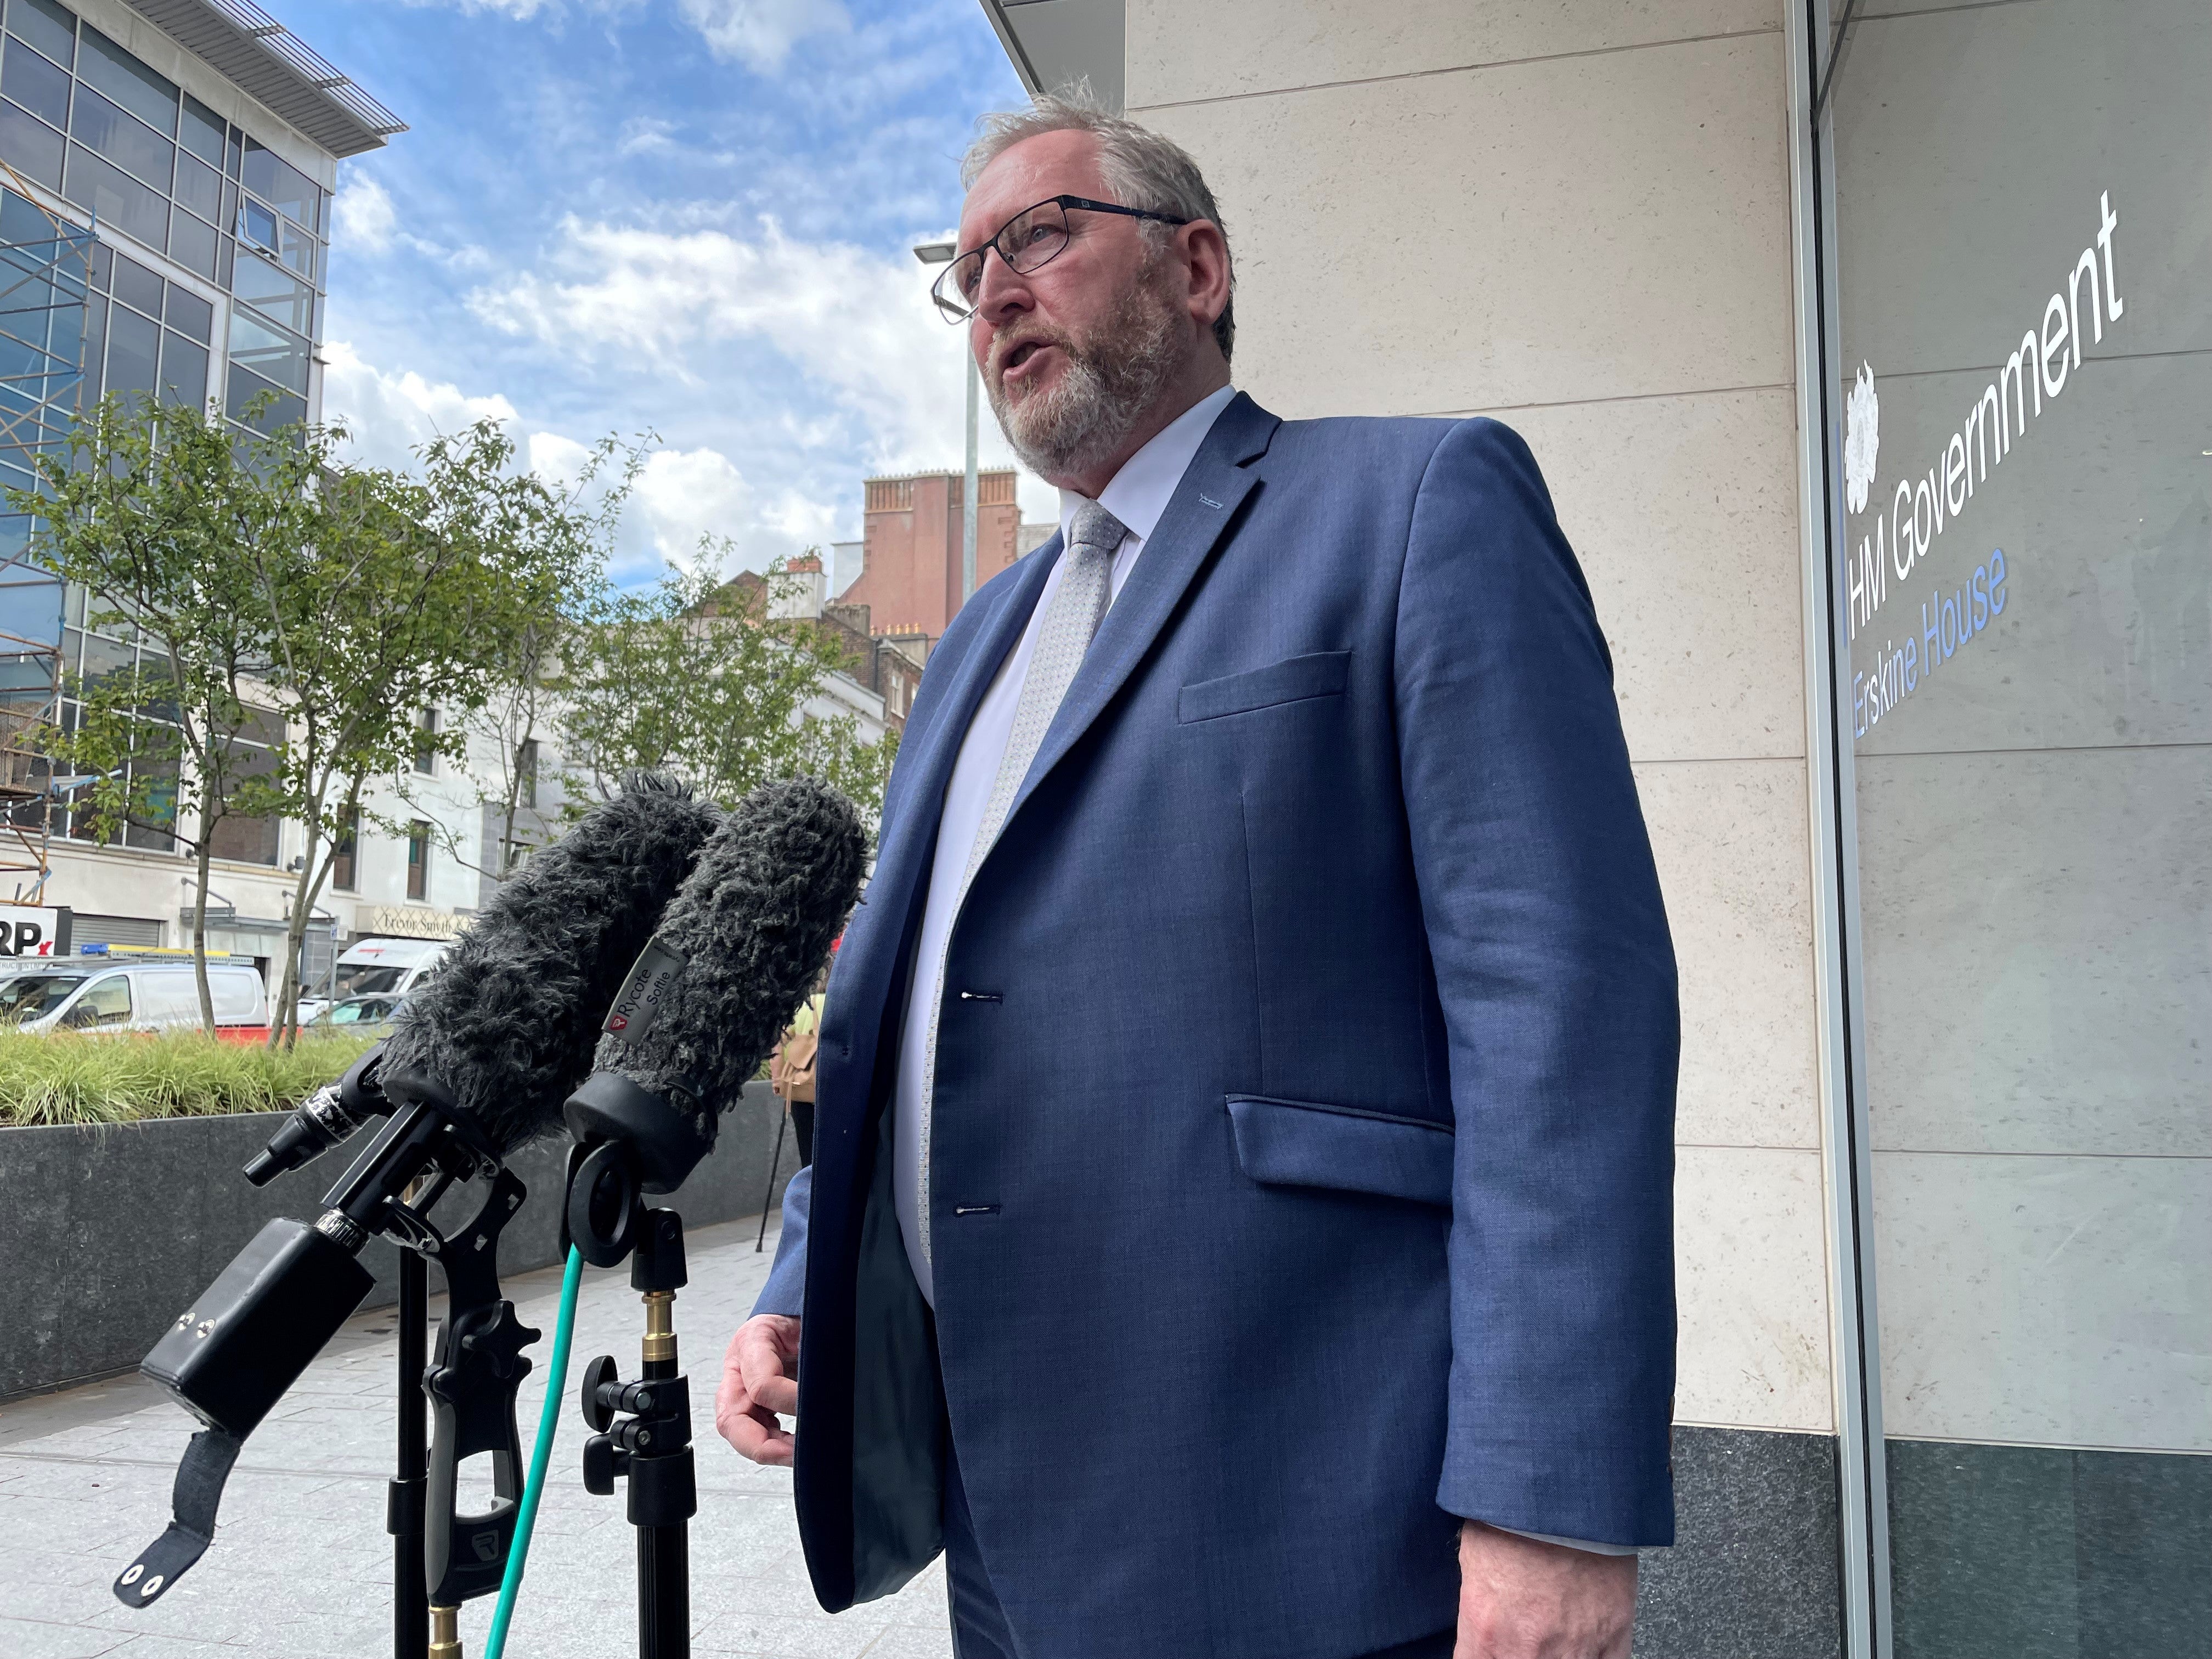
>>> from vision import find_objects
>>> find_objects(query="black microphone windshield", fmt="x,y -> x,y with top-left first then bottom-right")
568,776 -> 865,1188
381,770 -> 723,1156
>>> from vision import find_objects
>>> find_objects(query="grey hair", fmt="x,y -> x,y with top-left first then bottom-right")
962,84 -> 1234,364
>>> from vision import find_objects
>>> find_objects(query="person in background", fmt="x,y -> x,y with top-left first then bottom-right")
770,961 -> 830,1167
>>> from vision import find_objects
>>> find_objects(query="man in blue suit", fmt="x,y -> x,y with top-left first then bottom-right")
716,93 -> 1678,1659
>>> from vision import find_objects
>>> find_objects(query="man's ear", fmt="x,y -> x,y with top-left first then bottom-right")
1180,219 -> 1232,333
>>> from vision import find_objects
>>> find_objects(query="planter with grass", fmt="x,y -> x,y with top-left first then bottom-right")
0,1032 -> 795,1400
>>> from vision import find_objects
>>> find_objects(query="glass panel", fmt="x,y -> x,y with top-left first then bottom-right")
227,308 -> 306,394
76,27 -> 175,139
81,289 -> 103,398
70,83 -> 172,192
103,299 -> 156,400
229,247 -> 311,333
8,0 -> 74,71
214,233 -> 230,289
178,93 -> 221,168
238,137 -> 313,227
162,284 -> 210,342
224,361 -> 301,434
173,149 -> 219,222
123,751 -> 176,852
0,99 -> 61,191
88,239 -> 109,291
222,121 -> 239,179
2,36 -> 69,128
0,575 -> 59,645
157,330 -> 205,408
165,209 -> 215,280
1826,3 -> 2212,1656
76,629 -> 129,698
236,194 -> 315,284
63,145 -> 166,251
108,250 -> 161,318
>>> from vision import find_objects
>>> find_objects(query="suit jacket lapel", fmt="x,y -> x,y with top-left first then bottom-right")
1002,392 -> 1280,832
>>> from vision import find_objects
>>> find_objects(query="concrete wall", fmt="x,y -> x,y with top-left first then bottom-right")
0,1080 -> 798,1400
1127,0 -> 1826,1439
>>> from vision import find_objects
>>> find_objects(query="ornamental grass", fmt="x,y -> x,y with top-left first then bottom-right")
0,1030 -> 375,1128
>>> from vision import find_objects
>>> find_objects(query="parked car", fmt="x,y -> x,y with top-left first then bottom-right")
306,993 -> 407,1032
296,936 -> 451,1023
0,958 -> 269,1034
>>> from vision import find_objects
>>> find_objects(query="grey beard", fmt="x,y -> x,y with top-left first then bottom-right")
989,278 -> 1187,483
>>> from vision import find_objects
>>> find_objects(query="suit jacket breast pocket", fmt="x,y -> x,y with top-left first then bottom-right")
1177,650 -> 1351,723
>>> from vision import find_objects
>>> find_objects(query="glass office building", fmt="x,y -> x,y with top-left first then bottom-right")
0,0 -> 396,943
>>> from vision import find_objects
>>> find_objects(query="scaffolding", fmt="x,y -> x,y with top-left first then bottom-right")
0,161 -> 92,902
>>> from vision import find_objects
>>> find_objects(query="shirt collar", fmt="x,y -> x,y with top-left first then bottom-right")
1057,383 -> 1238,546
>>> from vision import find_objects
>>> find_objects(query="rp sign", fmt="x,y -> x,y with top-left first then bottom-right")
0,906 -> 69,958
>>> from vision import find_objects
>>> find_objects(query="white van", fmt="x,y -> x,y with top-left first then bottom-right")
0,958 -> 269,1034
296,936 -> 452,1023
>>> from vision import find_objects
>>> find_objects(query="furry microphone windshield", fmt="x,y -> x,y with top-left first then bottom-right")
380,770 -> 724,1156
566,775 -> 866,1191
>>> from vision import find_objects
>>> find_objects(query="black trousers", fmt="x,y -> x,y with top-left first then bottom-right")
940,1434 -> 1456,1659
790,1099 -> 814,1167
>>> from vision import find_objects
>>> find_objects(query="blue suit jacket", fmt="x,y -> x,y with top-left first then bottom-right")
757,394 -> 1678,1657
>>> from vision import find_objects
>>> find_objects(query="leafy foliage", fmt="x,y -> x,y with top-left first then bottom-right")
556,559 -> 896,821
0,1029 -> 374,1127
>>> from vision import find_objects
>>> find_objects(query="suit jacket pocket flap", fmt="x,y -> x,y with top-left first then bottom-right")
1178,650 -> 1351,723
1226,1095 -> 1453,1207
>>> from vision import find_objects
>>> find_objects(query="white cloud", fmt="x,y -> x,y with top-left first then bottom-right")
334,174 -> 397,255
676,0 -> 848,71
320,340 -> 520,471
466,215 -> 996,478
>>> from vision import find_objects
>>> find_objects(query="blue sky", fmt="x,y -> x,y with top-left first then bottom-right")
280,0 -> 1040,586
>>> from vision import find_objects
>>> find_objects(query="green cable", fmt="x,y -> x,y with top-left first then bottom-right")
484,1244 -> 584,1659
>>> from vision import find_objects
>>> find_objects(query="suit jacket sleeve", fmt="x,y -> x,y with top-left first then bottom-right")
753,1161 -> 811,1318
1395,417 -> 1680,1547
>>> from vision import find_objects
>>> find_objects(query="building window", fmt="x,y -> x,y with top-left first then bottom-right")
405,820 -> 429,901
329,806 -> 358,892
517,738 -> 538,809
0,3 -> 335,435
413,708 -> 437,774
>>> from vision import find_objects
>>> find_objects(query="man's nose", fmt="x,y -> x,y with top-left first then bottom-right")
974,247 -> 1031,331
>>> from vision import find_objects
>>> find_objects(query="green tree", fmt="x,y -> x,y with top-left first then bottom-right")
9,396 -> 318,1032
251,420 -> 583,1042
556,554 -> 897,820
450,434 -> 645,885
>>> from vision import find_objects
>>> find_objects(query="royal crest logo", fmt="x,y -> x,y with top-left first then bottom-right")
1844,362 -> 1880,515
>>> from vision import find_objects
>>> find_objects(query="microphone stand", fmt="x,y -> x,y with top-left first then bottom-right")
566,1141 -> 699,1659
391,1227 -> 431,1659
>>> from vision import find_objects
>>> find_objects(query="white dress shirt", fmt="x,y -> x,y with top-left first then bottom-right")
882,381 -> 1629,1557
891,383 -> 1238,1307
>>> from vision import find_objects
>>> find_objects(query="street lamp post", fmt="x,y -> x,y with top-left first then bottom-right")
913,240 -> 980,605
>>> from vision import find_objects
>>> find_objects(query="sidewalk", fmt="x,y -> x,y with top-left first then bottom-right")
0,1215 -> 953,1659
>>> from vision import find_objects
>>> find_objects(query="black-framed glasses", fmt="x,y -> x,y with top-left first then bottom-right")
930,195 -> 1193,322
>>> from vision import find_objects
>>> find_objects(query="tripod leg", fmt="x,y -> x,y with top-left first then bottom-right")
638,1521 -> 689,1659
755,1109 -> 787,1253
392,1250 -> 430,1659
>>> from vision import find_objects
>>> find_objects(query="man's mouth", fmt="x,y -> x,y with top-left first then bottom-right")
1000,337 -> 1055,377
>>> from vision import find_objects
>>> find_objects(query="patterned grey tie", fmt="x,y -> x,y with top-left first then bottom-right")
916,498 -> 1128,1273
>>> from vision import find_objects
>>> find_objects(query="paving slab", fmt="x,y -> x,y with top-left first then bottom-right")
1,1213 -> 953,1659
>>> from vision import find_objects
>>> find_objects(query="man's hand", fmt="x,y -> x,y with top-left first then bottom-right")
715,1313 -> 800,1467
1456,1521 -> 1636,1659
